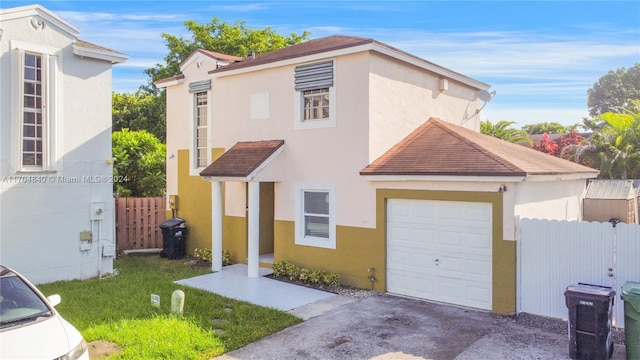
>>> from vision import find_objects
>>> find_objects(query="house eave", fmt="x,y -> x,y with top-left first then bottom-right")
360,172 -> 597,183
155,76 -> 185,88
0,5 -> 80,38
360,174 -> 528,183
73,44 -> 128,64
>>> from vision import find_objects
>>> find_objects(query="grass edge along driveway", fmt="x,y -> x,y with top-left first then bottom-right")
37,255 -> 302,360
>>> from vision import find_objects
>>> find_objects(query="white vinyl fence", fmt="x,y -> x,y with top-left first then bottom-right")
518,218 -> 640,329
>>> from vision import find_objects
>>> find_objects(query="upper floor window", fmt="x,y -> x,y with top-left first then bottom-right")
294,60 -> 336,129
194,91 -> 208,168
188,79 -> 211,170
11,43 -> 58,173
22,53 -> 44,168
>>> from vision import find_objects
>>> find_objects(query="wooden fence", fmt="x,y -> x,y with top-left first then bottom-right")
115,197 -> 166,252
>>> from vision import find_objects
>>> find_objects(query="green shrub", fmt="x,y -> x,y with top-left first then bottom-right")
222,249 -> 231,266
272,261 -> 340,286
322,272 -> 340,286
194,248 -> 231,266
298,268 -> 312,282
193,248 -> 212,262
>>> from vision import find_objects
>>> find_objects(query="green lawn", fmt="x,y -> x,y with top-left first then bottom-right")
37,255 -> 302,359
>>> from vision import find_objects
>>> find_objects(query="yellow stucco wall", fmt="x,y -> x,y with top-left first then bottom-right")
272,188 -> 515,315
174,149 -> 515,314
174,149 -> 227,254
274,220 -> 383,291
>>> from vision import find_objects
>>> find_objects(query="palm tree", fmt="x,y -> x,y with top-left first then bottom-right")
480,120 -> 531,144
577,100 -> 640,179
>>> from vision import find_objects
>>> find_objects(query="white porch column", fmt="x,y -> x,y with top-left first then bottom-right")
247,181 -> 260,278
212,181 -> 223,272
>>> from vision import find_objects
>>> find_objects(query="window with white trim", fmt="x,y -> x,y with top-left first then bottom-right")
194,91 -> 208,168
294,60 -> 335,129
22,52 -> 44,168
11,43 -> 59,173
295,183 -> 336,249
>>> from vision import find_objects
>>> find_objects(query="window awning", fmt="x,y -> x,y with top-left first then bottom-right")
200,140 -> 284,182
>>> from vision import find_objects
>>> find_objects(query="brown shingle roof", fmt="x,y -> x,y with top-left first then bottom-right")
360,118 -> 599,177
200,140 -> 284,178
210,35 -> 373,74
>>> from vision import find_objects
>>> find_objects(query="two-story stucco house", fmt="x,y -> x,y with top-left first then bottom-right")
0,5 -> 127,283
157,35 -> 598,314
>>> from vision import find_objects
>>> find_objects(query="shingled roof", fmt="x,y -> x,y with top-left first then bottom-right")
200,140 -> 284,179
360,118 -> 599,178
208,35 -> 489,90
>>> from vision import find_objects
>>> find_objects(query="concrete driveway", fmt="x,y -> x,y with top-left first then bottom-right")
216,293 -> 627,360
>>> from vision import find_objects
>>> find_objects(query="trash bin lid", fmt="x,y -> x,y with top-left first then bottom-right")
622,281 -> 640,313
160,217 -> 186,228
622,281 -> 640,298
565,283 -> 615,297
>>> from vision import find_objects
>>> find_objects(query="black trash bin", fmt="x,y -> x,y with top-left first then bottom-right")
159,218 -> 186,260
565,283 -> 616,360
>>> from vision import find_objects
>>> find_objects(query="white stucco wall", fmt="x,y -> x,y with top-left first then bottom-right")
513,179 -> 587,221
368,53 -> 482,162
166,48 -> 491,229
0,10 -> 116,284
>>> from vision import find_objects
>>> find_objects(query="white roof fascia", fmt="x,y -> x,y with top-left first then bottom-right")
72,43 -> 128,64
522,173 -> 598,182
360,175 -> 527,183
202,176 -> 250,182
212,42 -> 489,90
0,5 -> 79,38
155,77 -> 185,89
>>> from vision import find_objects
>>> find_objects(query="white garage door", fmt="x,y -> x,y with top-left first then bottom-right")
387,199 -> 493,310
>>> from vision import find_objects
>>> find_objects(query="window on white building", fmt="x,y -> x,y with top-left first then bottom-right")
294,60 -> 335,129
295,183 -> 336,249
22,52 -> 44,168
194,91 -> 208,168
12,44 -> 58,173
189,79 -> 211,169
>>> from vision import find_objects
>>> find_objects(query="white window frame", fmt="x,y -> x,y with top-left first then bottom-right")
294,182 -> 336,249
293,60 -> 336,130
189,90 -> 211,175
10,41 -> 60,173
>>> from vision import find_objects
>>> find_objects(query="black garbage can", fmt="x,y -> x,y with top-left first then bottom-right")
159,218 -> 186,260
565,283 -> 616,360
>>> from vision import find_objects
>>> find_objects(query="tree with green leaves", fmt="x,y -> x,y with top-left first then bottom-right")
480,120 -> 531,144
587,63 -> 640,118
113,91 -> 166,142
577,100 -> 640,179
112,129 -> 166,197
522,122 -> 579,135
143,18 -> 310,92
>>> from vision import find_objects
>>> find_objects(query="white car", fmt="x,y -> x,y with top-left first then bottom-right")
0,265 -> 89,360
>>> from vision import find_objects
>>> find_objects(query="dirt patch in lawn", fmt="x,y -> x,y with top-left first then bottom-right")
88,340 -> 120,359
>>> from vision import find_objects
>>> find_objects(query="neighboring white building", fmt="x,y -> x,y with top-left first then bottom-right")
0,5 -> 127,284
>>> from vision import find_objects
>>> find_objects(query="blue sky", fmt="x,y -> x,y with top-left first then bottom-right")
3,1 -> 639,127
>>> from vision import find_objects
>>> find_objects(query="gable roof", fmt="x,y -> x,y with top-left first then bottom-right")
360,118 -> 599,179
1,5 -> 127,64
200,140 -> 285,180
209,35 -> 490,91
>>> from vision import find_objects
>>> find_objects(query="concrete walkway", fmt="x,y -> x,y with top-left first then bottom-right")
175,264 -> 338,313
